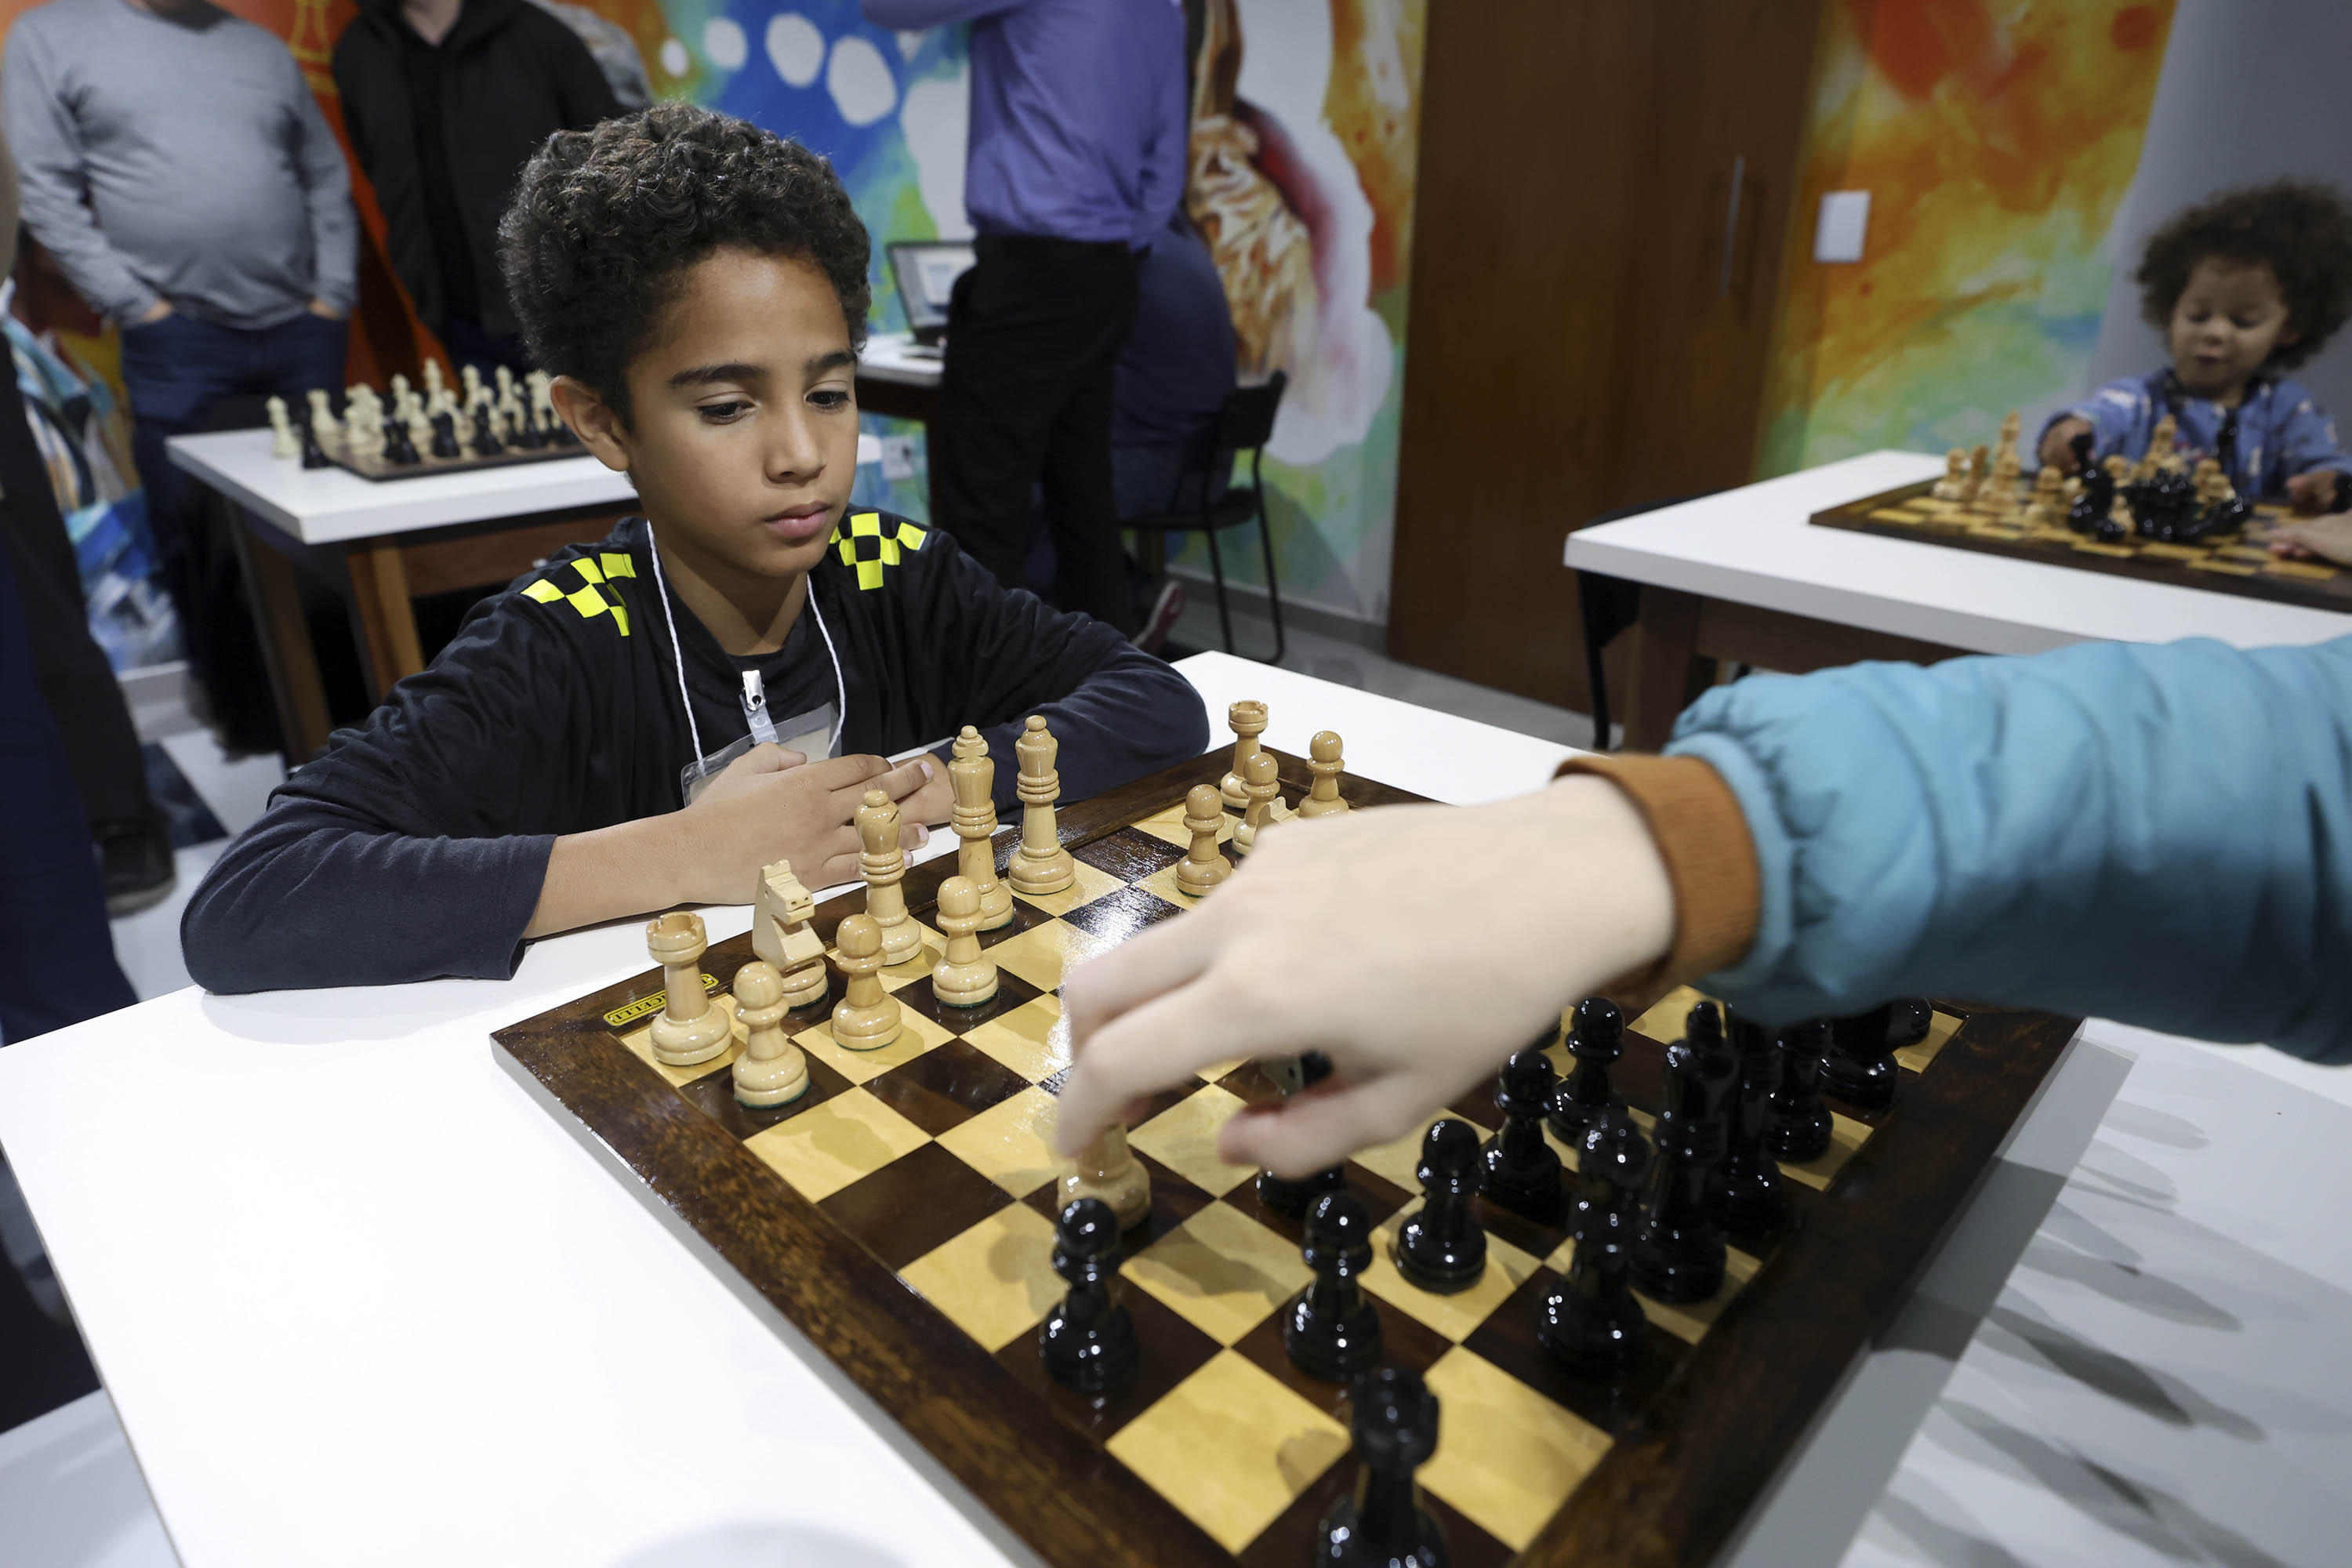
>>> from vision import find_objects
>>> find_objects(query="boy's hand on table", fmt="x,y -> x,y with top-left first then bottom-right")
1052,777 -> 1679,1177
666,745 -> 935,902
892,758 -> 956,827
2271,513 -> 2352,566
2285,469 -> 2345,514
2038,417 -> 2092,473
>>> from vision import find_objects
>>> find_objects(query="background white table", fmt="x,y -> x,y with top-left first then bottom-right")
169,428 -> 884,763
1566,452 -> 2352,748
5,652 -> 2347,1566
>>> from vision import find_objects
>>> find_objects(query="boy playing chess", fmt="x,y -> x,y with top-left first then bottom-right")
2038,180 -> 2352,508
183,106 -> 1208,993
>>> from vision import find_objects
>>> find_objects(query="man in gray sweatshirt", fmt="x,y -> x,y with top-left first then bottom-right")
3,0 -> 358,755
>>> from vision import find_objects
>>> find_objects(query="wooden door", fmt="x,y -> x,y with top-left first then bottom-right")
1388,0 -> 1826,713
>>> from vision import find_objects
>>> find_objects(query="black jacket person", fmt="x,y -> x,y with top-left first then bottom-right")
332,0 -> 619,371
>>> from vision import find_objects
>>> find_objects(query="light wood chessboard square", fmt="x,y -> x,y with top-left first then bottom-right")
495,749 -> 2074,1568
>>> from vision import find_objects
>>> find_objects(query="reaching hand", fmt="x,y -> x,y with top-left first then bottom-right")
2270,512 -> 2352,567
664,745 -> 934,904
2285,468 -> 2349,516
2038,417 -> 2092,474
1052,777 -> 1678,1177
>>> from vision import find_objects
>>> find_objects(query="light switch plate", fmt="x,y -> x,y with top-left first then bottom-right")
1814,190 -> 1871,263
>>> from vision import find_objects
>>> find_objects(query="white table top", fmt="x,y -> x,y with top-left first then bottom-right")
5,651 -> 2346,1566
1565,451 -> 2352,654
858,331 -> 945,389
170,428 -> 887,549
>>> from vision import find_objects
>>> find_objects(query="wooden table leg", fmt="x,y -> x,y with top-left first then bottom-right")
1624,586 -> 1708,753
227,510 -> 334,764
344,536 -> 426,700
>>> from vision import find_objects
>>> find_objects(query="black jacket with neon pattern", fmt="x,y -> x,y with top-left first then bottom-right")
181,511 -> 1208,993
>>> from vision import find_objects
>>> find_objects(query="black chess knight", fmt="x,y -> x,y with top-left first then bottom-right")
1316,1367 -> 1448,1568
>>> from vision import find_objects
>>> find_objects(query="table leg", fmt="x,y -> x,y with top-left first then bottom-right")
227,510 -> 334,764
1624,586 -> 1708,753
343,537 -> 426,699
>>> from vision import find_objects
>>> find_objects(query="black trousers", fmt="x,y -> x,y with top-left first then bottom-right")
933,235 -> 1142,636
0,372 -> 155,830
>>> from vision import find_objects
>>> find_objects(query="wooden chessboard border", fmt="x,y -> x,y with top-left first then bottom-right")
325,440 -> 586,484
492,748 -> 2077,1568
1809,477 -> 2352,614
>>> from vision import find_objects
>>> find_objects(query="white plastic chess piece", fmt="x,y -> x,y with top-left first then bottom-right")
1058,1123 -> 1149,1230
1174,783 -> 1231,898
306,388 -> 340,441
1294,730 -> 1350,819
1232,749 -> 1295,855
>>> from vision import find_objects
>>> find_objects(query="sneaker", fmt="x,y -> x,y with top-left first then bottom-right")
1132,576 -> 1187,656
96,817 -> 176,917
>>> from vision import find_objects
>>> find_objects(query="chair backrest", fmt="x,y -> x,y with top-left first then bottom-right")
1214,368 -> 1287,454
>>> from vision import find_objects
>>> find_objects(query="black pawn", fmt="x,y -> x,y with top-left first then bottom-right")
1765,1019 -> 1834,1162
1708,1009 -> 1785,1236
1821,1003 -> 1898,1110
297,414 -> 329,469
510,407 -> 548,449
1547,996 -> 1624,1142
1396,1119 -> 1486,1294
1628,1002 -> 1737,1304
1317,1367 -> 1447,1568
1283,1191 -> 1383,1381
1482,1048 -> 1564,1224
1037,1196 -> 1137,1392
428,409 -> 462,459
1258,1050 -> 1345,1218
471,405 -> 504,456
1538,1107 -> 1652,1377
380,418 -> 419,465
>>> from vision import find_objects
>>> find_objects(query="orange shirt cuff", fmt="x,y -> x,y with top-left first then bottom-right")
1554,753 -> 1761,1006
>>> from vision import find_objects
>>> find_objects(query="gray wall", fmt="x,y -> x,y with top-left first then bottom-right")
2085,0 -> 2352,423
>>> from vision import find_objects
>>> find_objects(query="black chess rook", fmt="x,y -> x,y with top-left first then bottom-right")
1821,1003 -> 1899,1109
1628,1001 -> 1737,1304
1708,1008 -> 1786,1236
1539,1107 -> 1653,1377
1283,1191 -> 1384,1381
1482,1048 -> 1564,1224
1316,1366 -> 1448,1568
1396,1119 -> 1486,1294
1548,996 -> 1625,1142
1037,1196 -> 1138,1392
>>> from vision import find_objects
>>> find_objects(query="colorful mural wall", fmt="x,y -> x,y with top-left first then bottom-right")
1758,0 -> 2178,475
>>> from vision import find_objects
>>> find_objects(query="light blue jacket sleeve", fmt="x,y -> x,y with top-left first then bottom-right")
1664,636 -> 2352,1061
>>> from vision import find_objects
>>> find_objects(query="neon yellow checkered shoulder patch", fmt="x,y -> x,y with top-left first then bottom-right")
521,554 -> 631,637
830,511 -> 926,590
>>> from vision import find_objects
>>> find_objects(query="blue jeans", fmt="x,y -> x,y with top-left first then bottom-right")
118,310 -> 347,748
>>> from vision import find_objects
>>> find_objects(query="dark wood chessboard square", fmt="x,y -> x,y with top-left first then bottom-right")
1475,1189 -> 1573,1265
991,1279 -> 1220,1446
1229,1292 -> 1454,1425
1215,1061 -> 1285,1109
1606,1031 -> 1670,1118
673,1051 -> 856,1142
1021,1150 -> 1214,1255
1239,1460 -> 1513,1568
820,1142 -> 1015,1271
893,964 -> 1046,1034
1071,825 -> 1188,881
958,895 -> 1057,953
861,1037 -> 1033,1137
779,965 -> 849,1022
1228,1163 -> 1415,1248
1059,882 -> 1187,943
1461,1265 -> 1685,1439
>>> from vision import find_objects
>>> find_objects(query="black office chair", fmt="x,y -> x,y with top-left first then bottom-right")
1124,370 -> 1288,664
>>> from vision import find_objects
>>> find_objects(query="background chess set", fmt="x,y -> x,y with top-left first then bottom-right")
265,358 -> 584,482
494,746 -> 2075,1567
1810,413 -> 2349,612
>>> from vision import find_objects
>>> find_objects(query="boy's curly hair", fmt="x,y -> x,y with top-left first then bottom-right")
498,103 -> 871,422
2136,180 -> 2352,370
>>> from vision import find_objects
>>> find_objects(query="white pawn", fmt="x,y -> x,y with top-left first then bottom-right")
1174,783 -> 1231,898
730,961 -> 810,1109
1295,730 -> 1350,819
306,388 -> 340,443
1232,749 -> 1295,855
931,876 -> 999,1009
855,788 -> 925,967
265,396 -> 296,459
1057,1123 -> 1150,1231
494,364 -> 517,406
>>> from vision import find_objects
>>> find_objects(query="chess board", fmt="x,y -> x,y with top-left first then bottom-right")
492,747 -> 2078,1567
1810,477 -> 2352,612
324,437 -> 583,484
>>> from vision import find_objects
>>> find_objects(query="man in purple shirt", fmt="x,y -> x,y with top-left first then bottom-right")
862,0 -> 1187,637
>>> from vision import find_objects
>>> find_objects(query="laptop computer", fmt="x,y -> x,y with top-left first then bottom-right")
886,241 -> 976,347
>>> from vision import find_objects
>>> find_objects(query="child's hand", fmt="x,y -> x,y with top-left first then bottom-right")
669,745 -> 935,902
890,755 -> 957,827
1052,778 -> 1678,1177
2285,469 -> 2347,514
2038,417 -> 2093,473
2270,514 -> 2352,567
